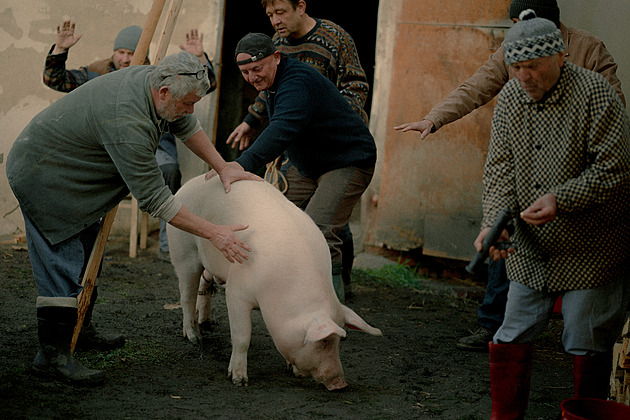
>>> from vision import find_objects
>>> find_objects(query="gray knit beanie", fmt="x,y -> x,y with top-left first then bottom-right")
504,10 -> 565,65
509,0 -> 560,27
113,25 -> 143,51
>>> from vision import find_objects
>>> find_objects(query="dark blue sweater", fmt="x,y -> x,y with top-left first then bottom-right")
236,56 -> 376,179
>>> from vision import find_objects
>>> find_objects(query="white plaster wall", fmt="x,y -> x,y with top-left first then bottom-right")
0,0 -> 224,238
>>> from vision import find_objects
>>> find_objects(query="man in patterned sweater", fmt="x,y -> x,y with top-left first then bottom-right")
478,11 -> 630,419
227,0 -> 370,300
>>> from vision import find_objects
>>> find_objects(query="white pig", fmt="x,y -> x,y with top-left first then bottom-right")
167,175 -> 382,390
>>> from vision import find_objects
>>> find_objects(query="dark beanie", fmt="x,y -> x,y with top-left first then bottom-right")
509,0 -> 560,27
234,33 -> 275,65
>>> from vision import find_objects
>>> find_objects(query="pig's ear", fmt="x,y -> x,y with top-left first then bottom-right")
304,318 -> 347,343
341,305 -> 383,336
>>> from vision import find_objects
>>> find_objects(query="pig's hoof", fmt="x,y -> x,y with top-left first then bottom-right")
233,378 -> 248,387
228,366 -> 248,386
183,328 -> 202,345
229,374 -> 248,387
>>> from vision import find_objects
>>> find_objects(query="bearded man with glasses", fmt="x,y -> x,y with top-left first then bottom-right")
6,51 -> 261,385
43,23 -> 218,265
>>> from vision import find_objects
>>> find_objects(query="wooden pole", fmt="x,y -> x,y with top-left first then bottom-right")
129,196 -> 139,258
128,0 -> 183,258
70,0 -> 178,353
152,0 -> 184,66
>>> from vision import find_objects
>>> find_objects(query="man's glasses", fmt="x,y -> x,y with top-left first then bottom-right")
166,65 -> 207,80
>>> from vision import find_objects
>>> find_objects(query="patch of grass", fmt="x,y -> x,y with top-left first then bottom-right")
115,289 -> 130,298
353,259 -> 423,289
78,340 -> 169,370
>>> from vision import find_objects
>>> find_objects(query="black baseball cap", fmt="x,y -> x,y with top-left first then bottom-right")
234,33 -> 275,65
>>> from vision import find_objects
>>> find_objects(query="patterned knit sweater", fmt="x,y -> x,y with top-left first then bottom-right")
244,18 -> 369,127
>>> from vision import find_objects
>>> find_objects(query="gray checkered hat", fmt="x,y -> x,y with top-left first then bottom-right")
504,9 -> 565,65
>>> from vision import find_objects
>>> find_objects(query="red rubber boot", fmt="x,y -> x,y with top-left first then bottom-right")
489,342 -> 534,420
573,352 -> 613,400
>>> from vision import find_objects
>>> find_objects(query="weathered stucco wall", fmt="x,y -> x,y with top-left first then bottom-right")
0,0 -> 224,238
364,0 -> 511,260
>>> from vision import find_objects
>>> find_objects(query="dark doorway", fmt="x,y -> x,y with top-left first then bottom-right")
215,0 -> 380,162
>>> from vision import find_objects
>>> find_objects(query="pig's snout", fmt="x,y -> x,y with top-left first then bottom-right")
324,376 -> 347,391
316,364 -> 347,391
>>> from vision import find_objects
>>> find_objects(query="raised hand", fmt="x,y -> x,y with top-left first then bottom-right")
179,29 -> 206,64
52,20 -> 83,54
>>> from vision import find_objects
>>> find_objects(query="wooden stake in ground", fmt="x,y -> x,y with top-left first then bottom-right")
70,0 -> 178,354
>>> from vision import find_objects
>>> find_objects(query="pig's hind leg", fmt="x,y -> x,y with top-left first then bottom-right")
171,250 -> 205,345
196,270 -> 219,328
225,289 -> 253,386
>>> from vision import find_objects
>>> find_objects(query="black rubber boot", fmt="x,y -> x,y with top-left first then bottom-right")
332,263 -> 345,304
340,234 -> 354,300
32,300 -> 105,385
76,287 -> 125,351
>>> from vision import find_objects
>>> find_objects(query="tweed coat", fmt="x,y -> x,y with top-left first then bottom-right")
483,62 -> 630,292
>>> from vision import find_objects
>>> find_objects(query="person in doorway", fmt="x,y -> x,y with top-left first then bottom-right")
8,51 -> 260,385
43,21 -> 218,263
394,0 -> 625,352
478,10 -> 630,418
227,0 -> 370,300
231,33 -> 376,303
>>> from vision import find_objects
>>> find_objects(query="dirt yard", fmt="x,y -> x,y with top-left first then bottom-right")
0,234 -> 574,419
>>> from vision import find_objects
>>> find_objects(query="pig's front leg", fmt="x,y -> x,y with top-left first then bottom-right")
226,292 -> 253,386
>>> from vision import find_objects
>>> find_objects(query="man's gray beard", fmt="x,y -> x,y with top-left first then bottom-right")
157,100 -> 183,122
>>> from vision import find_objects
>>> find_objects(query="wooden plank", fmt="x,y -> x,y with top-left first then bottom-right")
140,211 -> 148,250
129,197 -> 139,258
151,0 -> 183,65
621,337 -> 630,368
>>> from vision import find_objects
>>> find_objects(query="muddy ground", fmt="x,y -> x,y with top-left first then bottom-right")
0,233 -> 574,419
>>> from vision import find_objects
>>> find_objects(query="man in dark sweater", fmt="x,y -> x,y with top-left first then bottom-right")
228,0 -> 370,300
233,33 -> 376,301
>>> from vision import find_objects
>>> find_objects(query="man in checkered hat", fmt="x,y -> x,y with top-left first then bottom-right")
397,0 -> 625,355
477,9 -> 630,419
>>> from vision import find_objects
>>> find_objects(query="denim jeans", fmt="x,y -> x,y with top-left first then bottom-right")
22,210 -> 100,298
477,259 -> 509,331
157,162 -> 181,253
